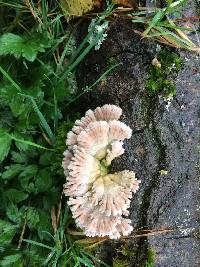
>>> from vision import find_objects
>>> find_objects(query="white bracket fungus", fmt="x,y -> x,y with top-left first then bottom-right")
62,104 -> 141,239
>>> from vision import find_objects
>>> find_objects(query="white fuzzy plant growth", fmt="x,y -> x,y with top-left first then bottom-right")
62,104 -> 141,239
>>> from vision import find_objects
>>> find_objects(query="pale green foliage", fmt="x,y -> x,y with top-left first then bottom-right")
1,164 -> 24,180
0,220 -> 17,246
0,254 -> 22,266
0,33 -> 50,61
0,131 -> 12,162
144,248 -> 156,267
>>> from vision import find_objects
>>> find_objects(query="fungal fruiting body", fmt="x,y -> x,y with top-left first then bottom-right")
62,104 -> 141,239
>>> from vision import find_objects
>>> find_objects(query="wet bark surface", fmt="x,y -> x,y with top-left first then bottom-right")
76,7 -> 200,267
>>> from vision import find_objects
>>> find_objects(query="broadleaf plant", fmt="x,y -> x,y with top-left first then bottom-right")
0,1 -> 114,266
0,33 -> 50,62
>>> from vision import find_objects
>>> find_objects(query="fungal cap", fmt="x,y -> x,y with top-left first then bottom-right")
105,140 -> 125,165
93,104 -> 122,121
66,104 -> 122,148
108,120 -> 132,141
63,148 -> 101,196
62,104 -> 140,240
77,121 -> 109,156
89,171 -> 139,217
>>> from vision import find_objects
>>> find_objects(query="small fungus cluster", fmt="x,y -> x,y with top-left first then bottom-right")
62,104 -> 141,239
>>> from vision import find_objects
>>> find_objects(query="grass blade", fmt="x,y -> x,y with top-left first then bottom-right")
0,65 -> 22,92
68,4 -> 114,66
6,133 -> 54,151
42,251 -> 56,266
154,26 -> 197,49
60,30 -> 108,81
23,239 -> 54,250
30,97 -> 56,145
18,93 -> 56,145
142,9 -> 165,37
141,0 -> 188,38
66,62 -> 121,105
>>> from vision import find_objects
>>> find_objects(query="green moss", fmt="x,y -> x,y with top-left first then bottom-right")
116,245 -> 134,257
113,257 -> 129,267
159,48 -> 183,71
194,228 -> 200,239
112,244 -> 135,267
142,248 -> 156,267
107,56 -> 119,66
146,48 -> 183,97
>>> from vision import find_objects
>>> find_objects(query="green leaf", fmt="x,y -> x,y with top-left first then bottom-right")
0,33 -> 49,62
37,210 -> 52,241
35,168 -> 52,192
27,207 -> 40,229
0,254 -> 21,266
19,165 -> 38,178
4,189 -> 28,203
0,220 -> 17,245
42,188 -> 60,210
19,165 -> 38,192
11,151 -> 27,163
0,132 -> 12,162
39,151 -> 54,166
0,83 -> 18,105
6,203 -> 22,224
9,95 -> 30,118
1,164 -> 24,180
11,133 -> 30,151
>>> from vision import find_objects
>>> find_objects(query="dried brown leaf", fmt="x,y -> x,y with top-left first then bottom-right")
112,0 -> 137,8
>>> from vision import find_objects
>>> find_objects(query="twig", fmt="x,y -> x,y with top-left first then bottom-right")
67,229 -> 85,236
56,191 -> 63,226
67,228 -> 174,242
18,211 -> 27,248
23,0 -> 42,24
51,206 -> 57,235
122,228 -> 174,239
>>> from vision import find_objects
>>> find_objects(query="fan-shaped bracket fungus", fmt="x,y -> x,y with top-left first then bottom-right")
62,104 -> 141,239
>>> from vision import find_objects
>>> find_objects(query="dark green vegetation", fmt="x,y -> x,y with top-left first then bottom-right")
143,248 -> 156,267
0,1 -> 113,266
112,243 -> 155,267
112,244 -> 133,267
146,48 -> 183,97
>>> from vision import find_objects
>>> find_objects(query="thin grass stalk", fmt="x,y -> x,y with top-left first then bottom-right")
23,239 -> 54,250
68,4 -> 114,65
56,35 -> 74,73
30,97 -> 56,145
6,133 -> 54,151
66,62 -> 121,105
0,65 -> 22,92
17,92 -> 56,145
65,33 -> 104,74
